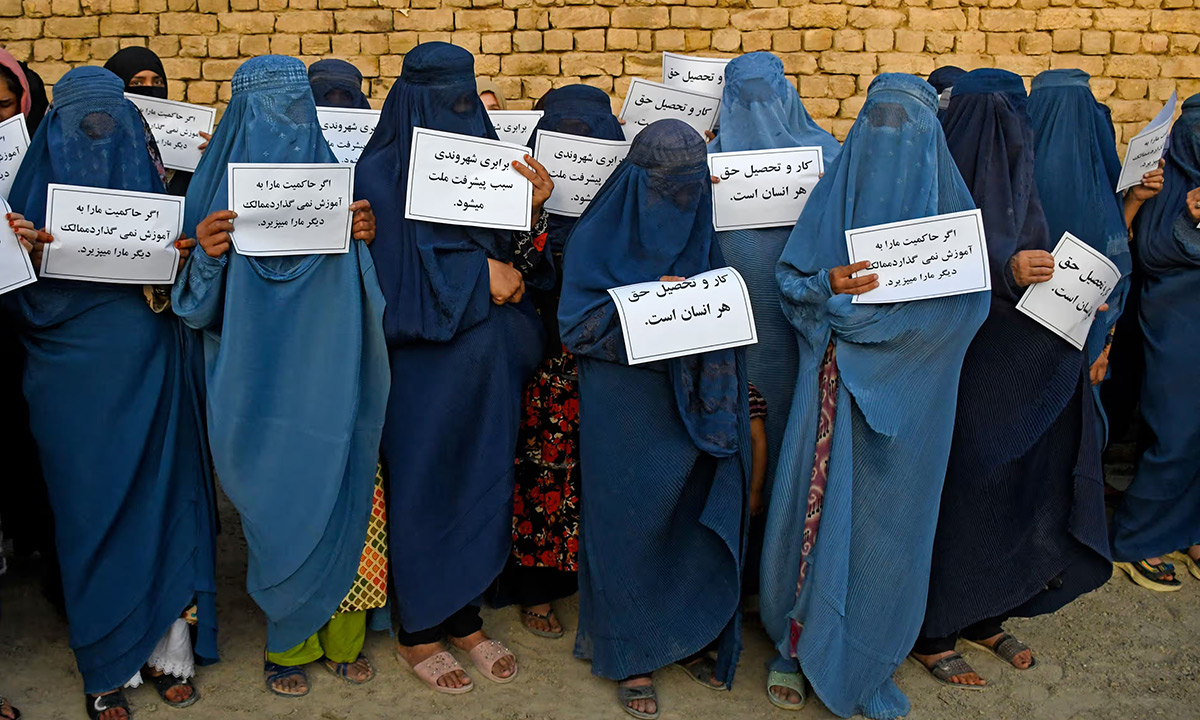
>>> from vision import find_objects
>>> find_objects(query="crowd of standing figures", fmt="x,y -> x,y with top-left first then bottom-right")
0,40 -> 1197,720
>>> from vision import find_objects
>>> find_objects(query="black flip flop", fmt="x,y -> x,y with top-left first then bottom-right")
86,690 -> 131,719
145,669 -> 200,708
520,607 -> 565,639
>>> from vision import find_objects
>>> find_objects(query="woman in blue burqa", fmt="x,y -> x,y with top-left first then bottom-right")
759,73 -> 988,720
1111,95 -> 1200,590
558,118 -> 750,720
172,55 -> 388,698
4,66 -> 217,720
308,58 -> 371,109
354,41 -> 553,695
488,84 -> 624,640
707,50 -> 840,711
911,68 -> 1114,689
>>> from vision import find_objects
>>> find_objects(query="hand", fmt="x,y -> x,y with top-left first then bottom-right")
197,210 -> 237,258
6,212 -> 48,254
1127,159 -> 1165,203
829,261 -> 877,295
659,275 -> 686,282
513,155 -> 554,222
1089,345 -> 1111,386
350,199 -> 375,244
1010,249 -> 1054,287
711,175 -> 720,184
174,234 -> 196,272
488,258 -> 525,305
1187,186 -> 1200,224
198,130 -> 211,152
703,129 -> 716,142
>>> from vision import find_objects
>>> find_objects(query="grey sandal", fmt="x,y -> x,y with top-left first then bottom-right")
909,652 -> 986,691
766,669 -> 806,710
963,632 -> 1037,670
617,678 -> 659,720
674,654 -> 727,691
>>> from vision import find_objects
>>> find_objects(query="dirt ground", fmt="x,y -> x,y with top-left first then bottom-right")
2,486 -> 1198,720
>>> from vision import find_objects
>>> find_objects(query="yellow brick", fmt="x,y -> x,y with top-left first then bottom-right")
805,98 -> 839,118
772,29 -> 802,52
799,75 -> 829,97
834,28 -> 864,51
202,58 -> 243,80
1149,10 -> 1200,32
576,28 -> 606,51
803,28 -> 833,50
149,35 -> 181,57
1048,53 -> 1104,75
830,74 -> 857,97
1019,31 -> 1051,53
379,53 -> 404,76
523,76 -> 552,100
270,34 -> 301,55
684,30 -> 710,51
89,36 -> 120,59
159,12 -> 218,34
907,8 -> 967,30
331,33 -> 359,54
477,53 -> 500,74
611,6 -> 669,29
197,0 -> 225,10
990,54 -> 1048,74
986,32 -> 1018,54
847,7 -> 904,27
782,53 -> 818,75
335,9 -> 391,31
1080,30 -> 1110,54
731,8 -> 789,29
670,7 -> 728,29
301,33 -> 330,54
98,14 -> 156,36
32,38 -> 62,60
980,9 -> 1036,31
1168,34 -> 1200,54
515,7 -> 547,30
481,32 -> 511,53
741,30 -> 771,51
0,0 -> 21,15
455,8 -> 514,31
864,28 -> 893,51
501,53 -> 558,75
161,57 -> 202,79
179,35 -> 206,56
1116,78 -> 1148,99
894,29 -> 924,52
1052,28 -> 1081,51
548,6 -> 606,28
1034,7 -> 1091,29
1106,54 -> 1158,77
791,5 -> 847,27
388,31 -> 419,53
510,29 -> 540,51
877,52 -> 935,74
187,80 -> 217,105
605,28 -> 636,50
711,28 -> 741,51
653,29 -> 685,51
624,53 -> 660,76
394,9 -> 454,31
206,34 -> 238,57
1161,55 -> 1200,78
561,52 -> 622,76
1094,9 -> 1150,30
819,51 -> 877,74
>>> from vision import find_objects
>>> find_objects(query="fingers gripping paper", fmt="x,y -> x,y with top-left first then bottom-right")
1017,232 -> 1122,350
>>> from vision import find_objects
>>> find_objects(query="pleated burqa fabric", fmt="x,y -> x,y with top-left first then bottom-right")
1028,69 -> 1130,446
760,74 -> 989,720
173,56 -> 389,652
559,119 -> 749,686
710,52 -> 840,503
923,69 -> 1112,639
354,42 -> 544,633
5,66 -> 217,692
1111,95 -> 1200,561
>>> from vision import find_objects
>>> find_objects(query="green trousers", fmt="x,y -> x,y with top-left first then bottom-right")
267,611 -> 366,666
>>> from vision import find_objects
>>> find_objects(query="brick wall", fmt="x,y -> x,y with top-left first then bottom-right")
3,0 -> 1199,142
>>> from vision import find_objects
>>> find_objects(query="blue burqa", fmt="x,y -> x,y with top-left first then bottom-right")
924,69 -> 1111,638
5,66 -> 217,692
759,74 -> 989,720
710,51 -> 839,502
172,56 -> 390,652
1111,95 -> 1200,561
1028,69 -> 1130,445
558,119 -> 749,686
308,58 -> 371,109
354,42 -> 543,633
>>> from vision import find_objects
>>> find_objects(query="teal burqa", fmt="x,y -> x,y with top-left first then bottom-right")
172,56 -> 390,652
760,74 -> 988,719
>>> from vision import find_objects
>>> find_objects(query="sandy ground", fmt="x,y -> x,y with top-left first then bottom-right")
2,483 -> 1199,720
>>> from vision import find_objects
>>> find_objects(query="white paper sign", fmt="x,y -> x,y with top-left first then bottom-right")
619,78 -> 720,141
662,53 -> 730,99
41,184 -> 181,284
1016,232 -> 1121,350
487,110 -> 544,146
846,209 -> 990,304
534,130 -> 630,218
708,147 -> 824,231
0,195 -> 35,296
317,107 -> 381,165
405,127 -> 533,231
607,267 -> 757,364
126,94 -> 216,173
227,163 -> 354,257
1116,92 -> 1177,193
0,114 -> 30,200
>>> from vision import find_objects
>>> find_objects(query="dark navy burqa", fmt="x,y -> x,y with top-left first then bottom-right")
923,69 -> 1112,639
928,65 -> 965,120
354,42 -> 544,633
308,58 -> 371,109
1111,95 -> 1200,561
710,52 -> 839,505
558,119 -> 750,686
173,56 -> 389,652
1028,69 -> 1130,445
760,74 -> 988,720
4,66 -> 217,692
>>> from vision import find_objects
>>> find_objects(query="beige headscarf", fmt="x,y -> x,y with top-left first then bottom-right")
475,77 -> 507,111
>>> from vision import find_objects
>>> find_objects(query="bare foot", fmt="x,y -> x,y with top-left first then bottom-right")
451,630 -> 516,679
146,668 -> 195,704
1189,545 -> 1200,563
521,603 -> 563,635
911,650 -> 986,687
975,632 -> 1034,669
1,697 -> 18,720
619,675 -> 657,716
89,691 -> 130,720
398,641 -> 471,690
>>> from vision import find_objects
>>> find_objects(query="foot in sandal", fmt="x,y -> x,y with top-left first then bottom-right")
910,650 -> 987,688
520,603 -> 564,638
85,690 -> 131,720
324,654 -> 375,685
1116,558 -> 1182,591
618,674 -> 658,719
264,660 -> 310,698
966,631 -> 1035,669
397,641 -> 473,693
1168,546 -> 1200,580
1,695 -> 20,720
450,630 -> 517,682
767,670 -> 805,709
675,652 -> 726,690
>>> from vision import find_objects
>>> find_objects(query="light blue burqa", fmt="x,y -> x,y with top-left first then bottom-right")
760,74 -> 989,719
710,51 -> 839,502
172,56 -> 390,652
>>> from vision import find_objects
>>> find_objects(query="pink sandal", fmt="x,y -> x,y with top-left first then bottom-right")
398,649 -> 474,695
466,639 -> 519,684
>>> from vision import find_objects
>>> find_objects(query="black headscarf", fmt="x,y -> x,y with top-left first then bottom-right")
16,61 -> 48,133
104,46 -> 168,99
